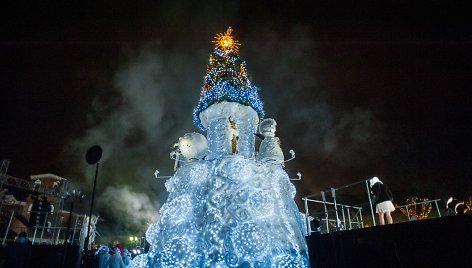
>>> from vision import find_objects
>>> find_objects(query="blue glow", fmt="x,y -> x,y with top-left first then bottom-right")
131,33 -> 309,268
193,47 -> 264,130
129,254 -> 148,268
134,158 -> 310,267
231,222 -> 269,258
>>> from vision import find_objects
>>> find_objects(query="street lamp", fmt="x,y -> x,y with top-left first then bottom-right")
83,145 -> 102,267
129,236 -> 140,251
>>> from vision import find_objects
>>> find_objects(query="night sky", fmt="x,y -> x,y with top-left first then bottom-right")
1,1 -> 471,235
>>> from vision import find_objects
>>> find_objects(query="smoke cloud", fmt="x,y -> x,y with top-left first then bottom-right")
61,26 -> 383,236
62,45 -> 204,235
97,185 -> 159,232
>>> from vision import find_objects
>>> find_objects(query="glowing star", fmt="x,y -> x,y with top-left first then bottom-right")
213,27 -> 241,53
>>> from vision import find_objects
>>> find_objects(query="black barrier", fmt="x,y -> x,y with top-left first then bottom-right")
0,244 -> 80,268
307,214 -> 472,267
35,245 -> 80,268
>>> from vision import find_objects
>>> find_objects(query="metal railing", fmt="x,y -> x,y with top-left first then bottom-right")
0,173 -> 69,198
303,197 -> 364,234
1,209 -> 86,246
303,180 -> 372,235
303,178 -> 445,235
395,198 -> 442,221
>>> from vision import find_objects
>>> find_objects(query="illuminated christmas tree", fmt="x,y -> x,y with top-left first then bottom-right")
131,27 -> 309,268
193,27 -> 264,131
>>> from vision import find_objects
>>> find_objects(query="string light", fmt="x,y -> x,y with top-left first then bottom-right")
231,222 -> 269,258
159,194 -> 192,224
140,158 -> 309,267
217,158 -> 252,182
399,196 -> 433,220
271,254 -> 300,268
188,163 -> 210,185
249,190 -> 273,217
129,253 -> 148,268
200,102 -> 259,159
160,237 -> 197,267
137,28 -> 308,268
140,157 -> 310,267
145,221 -> 160,245
193,27 -> 264,130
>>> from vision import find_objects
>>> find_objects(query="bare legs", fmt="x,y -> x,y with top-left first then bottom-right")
378,212 -> 385,225
377,211 -> 393,225
385,211 -> 393,224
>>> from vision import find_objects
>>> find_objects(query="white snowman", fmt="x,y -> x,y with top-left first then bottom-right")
257,118 -> 284,164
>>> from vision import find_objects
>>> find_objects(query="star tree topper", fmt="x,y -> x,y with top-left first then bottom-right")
212,27 -> 241,53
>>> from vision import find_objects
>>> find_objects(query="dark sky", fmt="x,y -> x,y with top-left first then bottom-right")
1,1 -> 471,234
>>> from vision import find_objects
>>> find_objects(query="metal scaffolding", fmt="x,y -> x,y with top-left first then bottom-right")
0,172 -> 87,246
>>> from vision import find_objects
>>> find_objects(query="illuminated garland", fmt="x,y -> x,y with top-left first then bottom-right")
466,196 -> 472,211
399,196 -> 432,220
193,28 -> 264,130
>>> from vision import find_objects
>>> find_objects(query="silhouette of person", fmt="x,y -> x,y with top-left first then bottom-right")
97,245 -> 111,268
112,240 -> 123,254
122,249 -> 131,267
107,247 -> 126,268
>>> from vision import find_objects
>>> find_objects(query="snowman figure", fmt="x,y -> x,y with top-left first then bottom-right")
257,118 -> 284,164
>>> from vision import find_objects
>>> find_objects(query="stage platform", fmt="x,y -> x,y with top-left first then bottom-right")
307,214 -> 472,267
1,215 -> 471,267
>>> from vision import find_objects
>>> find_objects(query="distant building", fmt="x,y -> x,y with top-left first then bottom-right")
0,164 -> 93,247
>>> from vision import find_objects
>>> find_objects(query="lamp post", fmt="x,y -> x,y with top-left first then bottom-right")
129,236 -> 138,249
83,145 -> 102,266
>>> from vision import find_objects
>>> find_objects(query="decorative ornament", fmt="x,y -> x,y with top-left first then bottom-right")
399,196 -> 432,220
213,27 -> 241,53
231,222 -> 270,258
465,196 -> 472,212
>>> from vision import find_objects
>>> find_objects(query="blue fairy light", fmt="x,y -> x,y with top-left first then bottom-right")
193,40 -> 264,130
133,28 -> 309,268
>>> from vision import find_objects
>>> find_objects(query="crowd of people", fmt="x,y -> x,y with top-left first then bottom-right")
0,233 -> 135,268
94,240 -> 132,268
